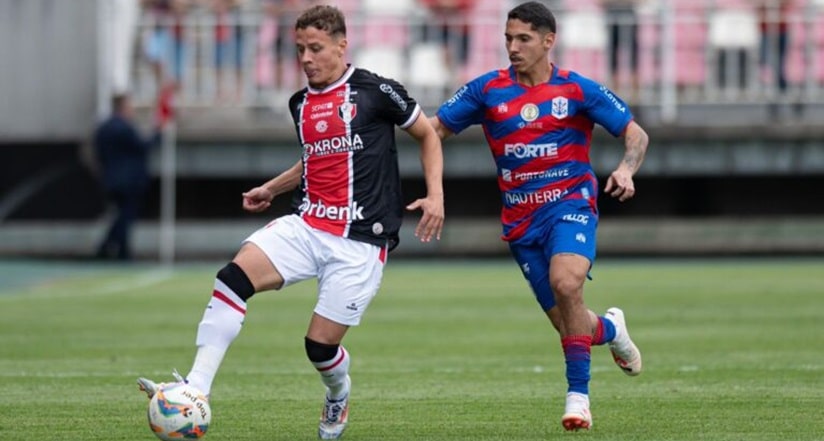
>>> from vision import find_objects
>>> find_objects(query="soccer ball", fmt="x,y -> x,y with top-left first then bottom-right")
147,383 -> 211,440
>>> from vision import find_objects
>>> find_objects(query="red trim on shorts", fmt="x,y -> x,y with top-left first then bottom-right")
213,290 -> 246,315
378,245 -> 387,264
317,347 -> 347,372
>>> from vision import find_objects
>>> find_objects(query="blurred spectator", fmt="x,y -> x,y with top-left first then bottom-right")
255,0 -> 303,94
140,0 -> 190,93
418,0 -> 475,83
94,95 -> 160,261
758,0 -> 792,93
211,0 -> 246,102
256,0 -> 281,91
601,0 -> 639,93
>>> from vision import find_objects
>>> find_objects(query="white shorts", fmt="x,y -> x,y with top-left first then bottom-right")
243,214 -> 387,326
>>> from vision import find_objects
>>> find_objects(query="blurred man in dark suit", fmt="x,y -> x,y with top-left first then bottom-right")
94,94 -> 159,260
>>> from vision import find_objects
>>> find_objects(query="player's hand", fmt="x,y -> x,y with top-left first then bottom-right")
242,186 -> 274,213
604,169 -> 636,202
406,193 -> 444,243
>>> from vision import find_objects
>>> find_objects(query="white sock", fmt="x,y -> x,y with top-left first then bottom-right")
311,346 -> 350,400
186,278 -> 247,396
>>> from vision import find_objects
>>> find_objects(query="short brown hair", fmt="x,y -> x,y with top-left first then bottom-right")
295,5 -> 346,38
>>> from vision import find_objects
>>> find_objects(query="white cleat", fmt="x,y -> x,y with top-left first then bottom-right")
318,376 -> 350,440
606,307 -> 642,376
561,392 -> 592,431
137,369 -> 186,399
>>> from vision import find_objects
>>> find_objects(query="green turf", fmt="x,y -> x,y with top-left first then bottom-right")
0,258 -> 822,440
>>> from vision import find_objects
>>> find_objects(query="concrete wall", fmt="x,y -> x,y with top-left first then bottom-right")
0,0 -> 98,141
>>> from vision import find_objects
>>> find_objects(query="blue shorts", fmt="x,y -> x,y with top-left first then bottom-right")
508,205 -> 598,311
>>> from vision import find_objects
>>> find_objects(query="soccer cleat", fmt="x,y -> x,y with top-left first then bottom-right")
137,369 -> 186,399
561,392 -> 592,431
318,375 -> 350,440
606,307 -> 642,376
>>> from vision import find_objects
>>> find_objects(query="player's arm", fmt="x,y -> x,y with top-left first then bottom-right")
242,159 -> 303,213
404,113 -> 445,242
605,120 -> 649,202
428,115 -> 455,141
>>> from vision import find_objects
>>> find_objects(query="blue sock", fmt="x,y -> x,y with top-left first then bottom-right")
561,335 -> 592,395
594,316 -> 617,345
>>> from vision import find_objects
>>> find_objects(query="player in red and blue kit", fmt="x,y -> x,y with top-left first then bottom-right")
430,1 -> 649,431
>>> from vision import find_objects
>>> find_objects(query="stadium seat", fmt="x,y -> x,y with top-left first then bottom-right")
354,46 -> 406,83
557,10 -> 608,82
362,0 -> 415,16
408,43 -> 450,89
708,10 -> 759,49
407,43 -> 451,107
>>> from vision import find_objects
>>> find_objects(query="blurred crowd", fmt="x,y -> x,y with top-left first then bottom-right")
130,0 -> 816,111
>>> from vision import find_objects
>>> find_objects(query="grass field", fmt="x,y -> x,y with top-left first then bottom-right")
0,258 -> 822,441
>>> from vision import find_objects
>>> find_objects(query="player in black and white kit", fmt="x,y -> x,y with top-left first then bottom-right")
287,64 -> 423,251
137,5 -> 445,440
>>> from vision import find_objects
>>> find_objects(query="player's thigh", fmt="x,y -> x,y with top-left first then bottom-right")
508,242 -> 554,311
546,211 -> 597,293
241,214 -> 319,291
315,236 -> 387,327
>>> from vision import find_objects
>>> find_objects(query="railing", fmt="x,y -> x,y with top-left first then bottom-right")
130,1 -> 824,123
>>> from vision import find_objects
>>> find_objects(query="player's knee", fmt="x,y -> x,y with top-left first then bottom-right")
550,276 -> 584,300
305,337 -> 339,363
216,262 -> 256,301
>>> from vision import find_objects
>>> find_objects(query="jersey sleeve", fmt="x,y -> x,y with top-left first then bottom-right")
575,74 -> 634,137
435,73 -> 492,134
374,77 -> 421,129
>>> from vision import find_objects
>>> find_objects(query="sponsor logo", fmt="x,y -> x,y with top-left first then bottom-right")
576,233 -> 587,243
503,142 -> 558,158
372,222 -> 384,235
521,262 -> 530,274
311,102 -> 333,112
379,83 -> 408,111
337,102 -> 357,123
505,188 -> 567,205
551,96 -> 569,119
497,102 -> 509,114
501,168 -> 512,182
562,213 -> 590,225
520,103 -> 540,122
315,120 -> 328,133
581,188 -> 590,199
299,198 -> 365,221
310,110 -> 333,120
445,85 -> 468,106
511,168 -> 570,182
346,302 -> 359,311
599,85 -> 626,112
303,134 -> 364,156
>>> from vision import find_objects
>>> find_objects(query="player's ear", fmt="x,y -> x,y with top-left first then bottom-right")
337,37 -> 348,56
543,31 -> 555,51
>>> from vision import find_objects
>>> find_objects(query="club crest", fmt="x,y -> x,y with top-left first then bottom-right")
551,97 -> 569,119
338,102 -> 357,124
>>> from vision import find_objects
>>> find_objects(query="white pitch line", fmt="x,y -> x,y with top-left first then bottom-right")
84,269 -> 175,296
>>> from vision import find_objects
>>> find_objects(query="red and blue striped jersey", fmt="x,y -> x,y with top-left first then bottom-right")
436,64 -> 633,243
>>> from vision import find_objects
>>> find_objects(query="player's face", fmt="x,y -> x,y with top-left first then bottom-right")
504,19 -> 554,75
295,26 -> 348,89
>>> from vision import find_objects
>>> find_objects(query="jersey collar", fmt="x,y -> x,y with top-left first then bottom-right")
507,63 -> 556,86
307,64 -> 355,95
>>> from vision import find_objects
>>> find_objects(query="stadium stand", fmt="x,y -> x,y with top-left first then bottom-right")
2,0 -> 824,259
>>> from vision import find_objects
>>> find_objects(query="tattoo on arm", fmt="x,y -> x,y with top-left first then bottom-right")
621,129 -> 647,173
